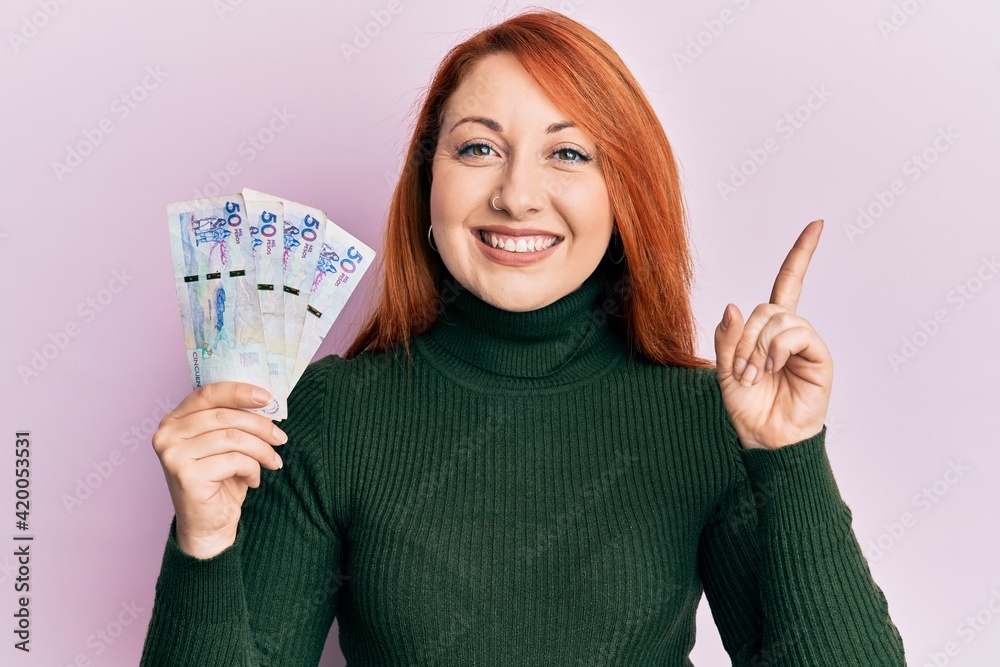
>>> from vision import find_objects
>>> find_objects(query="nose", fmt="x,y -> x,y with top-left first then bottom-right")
495,151 -> 548,219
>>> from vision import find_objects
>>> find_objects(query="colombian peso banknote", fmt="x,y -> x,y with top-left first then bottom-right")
244,198 -> 290,420
166,194 -> 282,418
289,218 -> 375,389
167,188 -> 374,420
243,189 -> 327,391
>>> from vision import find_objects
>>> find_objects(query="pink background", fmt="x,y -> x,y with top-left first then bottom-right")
2,1 -> 998,664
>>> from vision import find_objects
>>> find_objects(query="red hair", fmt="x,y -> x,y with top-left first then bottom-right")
345,8 -> 713,369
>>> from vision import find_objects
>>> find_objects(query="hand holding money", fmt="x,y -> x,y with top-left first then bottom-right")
151,381 -> 288,559
166,188 -> 374,420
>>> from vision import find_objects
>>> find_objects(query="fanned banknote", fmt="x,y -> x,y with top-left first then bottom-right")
243,189 -> 327,390
290,218 -> 375,388
166,194 -> 282,417
168,188 -> 374,420
245,199 -> 290,420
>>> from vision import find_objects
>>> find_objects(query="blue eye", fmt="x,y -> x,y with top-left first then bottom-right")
455,142 -> 592,164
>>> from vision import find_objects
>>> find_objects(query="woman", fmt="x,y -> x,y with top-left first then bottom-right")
141,9 -> 906,666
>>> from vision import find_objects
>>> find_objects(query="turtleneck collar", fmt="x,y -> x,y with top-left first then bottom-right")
414,268 -> 625,393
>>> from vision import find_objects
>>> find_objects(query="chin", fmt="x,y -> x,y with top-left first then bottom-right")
493,295 -> 546,312
444,247 -> 598,312
483,282 -> 564,312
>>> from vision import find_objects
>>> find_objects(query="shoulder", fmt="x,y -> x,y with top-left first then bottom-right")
277,348 -> 409,466
623,357 -> 740,454
624,356 -> 726,411
618,358 -> 745,517
295,346 -> 415,405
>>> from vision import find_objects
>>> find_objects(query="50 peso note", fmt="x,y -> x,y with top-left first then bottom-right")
166,194 -> 283,418
244,198 -> 291,420
290,220 -> 375,389
242,188 -> 327,392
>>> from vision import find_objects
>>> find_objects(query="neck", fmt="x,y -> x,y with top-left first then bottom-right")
415,268 -> 625,392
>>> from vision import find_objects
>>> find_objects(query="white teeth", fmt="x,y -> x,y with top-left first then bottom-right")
480,230 -> 559,253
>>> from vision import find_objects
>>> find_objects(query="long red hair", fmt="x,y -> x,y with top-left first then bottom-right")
345,8 -> 713,369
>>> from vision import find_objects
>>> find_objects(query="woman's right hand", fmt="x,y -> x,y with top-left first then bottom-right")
151,382 -> 288,559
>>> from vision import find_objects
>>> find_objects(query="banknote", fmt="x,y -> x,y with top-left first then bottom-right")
165,194 -> 281,418
168,188 -> 375,419
242,189 -> 327,390
245,198 -> 290,420
289,220 -> 376,388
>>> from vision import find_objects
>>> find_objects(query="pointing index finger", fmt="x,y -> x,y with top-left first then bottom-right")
768,219 -> 824,313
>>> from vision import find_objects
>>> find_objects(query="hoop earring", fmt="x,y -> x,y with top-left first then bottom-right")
491,196 -> 502,211
427,224 -> 438,253
606,232 -> 625,265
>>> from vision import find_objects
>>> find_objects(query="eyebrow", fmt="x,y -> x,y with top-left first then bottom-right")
447,116 -> 577,135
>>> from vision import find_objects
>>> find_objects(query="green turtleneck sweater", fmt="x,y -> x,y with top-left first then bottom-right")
140,269 -> 906,666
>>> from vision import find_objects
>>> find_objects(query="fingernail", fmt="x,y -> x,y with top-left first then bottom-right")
721,304 -> 731,331
765,356 -> 774,373
733,357 -> 747,376
252,388 -> 272,405
740,364 -> 757,386
274,452 -> 283,469
273,426 -> 288,444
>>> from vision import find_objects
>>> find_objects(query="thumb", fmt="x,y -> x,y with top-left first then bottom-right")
714,303 -> 744,383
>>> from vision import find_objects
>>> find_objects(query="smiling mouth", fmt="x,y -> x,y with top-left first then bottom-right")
476,229 -> 563,253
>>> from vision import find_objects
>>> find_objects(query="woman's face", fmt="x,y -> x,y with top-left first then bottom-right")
429,51 -> 614,312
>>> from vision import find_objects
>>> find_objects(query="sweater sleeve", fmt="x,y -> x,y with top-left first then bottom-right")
139,357 -> 347,666
697,392 -> 906,665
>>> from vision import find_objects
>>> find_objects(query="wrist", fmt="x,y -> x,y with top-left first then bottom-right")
175,523 -> 238,560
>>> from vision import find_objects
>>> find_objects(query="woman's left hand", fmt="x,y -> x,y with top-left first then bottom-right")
713,219 -> 833,450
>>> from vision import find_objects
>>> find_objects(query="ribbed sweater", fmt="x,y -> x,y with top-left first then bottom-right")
140,268 -> 906,666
